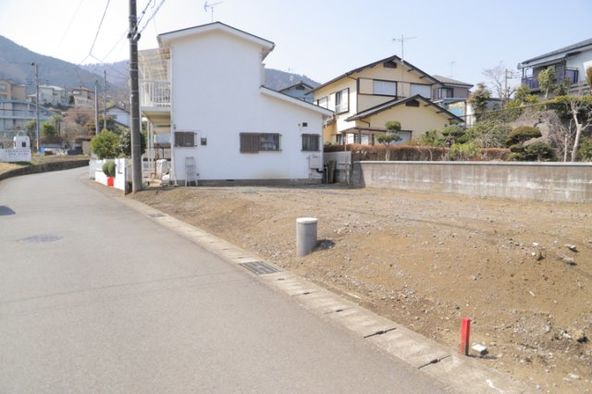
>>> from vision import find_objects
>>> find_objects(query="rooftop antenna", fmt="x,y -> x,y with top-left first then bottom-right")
204,1 -> 223,22
392,34 -> 417,62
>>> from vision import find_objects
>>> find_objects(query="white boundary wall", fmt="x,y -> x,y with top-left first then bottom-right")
0,148 -> 32,162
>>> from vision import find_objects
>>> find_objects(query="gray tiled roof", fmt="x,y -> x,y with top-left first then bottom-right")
520,38 -> 592,66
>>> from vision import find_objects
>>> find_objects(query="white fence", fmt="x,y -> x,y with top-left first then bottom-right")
0,148 -> 32,162
90,158 -> 130,192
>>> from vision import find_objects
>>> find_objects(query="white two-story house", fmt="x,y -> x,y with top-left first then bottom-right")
139,22 -> 332,184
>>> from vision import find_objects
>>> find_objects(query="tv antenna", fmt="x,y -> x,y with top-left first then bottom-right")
449,61 -> 456,78
204,1 -> 223,22
392,34 -> 417,62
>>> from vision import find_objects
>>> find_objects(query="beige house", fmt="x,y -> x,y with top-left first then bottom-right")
312,55 -> 463,144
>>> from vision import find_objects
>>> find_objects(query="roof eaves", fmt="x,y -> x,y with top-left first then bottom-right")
518,37 -> 592,67
260,86 -> 334,116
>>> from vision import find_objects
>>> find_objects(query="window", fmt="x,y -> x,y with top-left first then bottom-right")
174,131 -> 195,147
405,99 -> 420,107
439,87 -> 454,99
302,134 -> 320,151
317,96 -> 328,109
334,88 -> 349,113
410,83 -> 432,98
240,133 -> 280,153
373,80 -> 397,96
383,61 -> 397,69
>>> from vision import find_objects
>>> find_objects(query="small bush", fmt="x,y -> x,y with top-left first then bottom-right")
449,142 -> 480,161
102,160 -> 116,177
506,126 -> 541,146
91,129 -> 121,159
510,141 -> 557,161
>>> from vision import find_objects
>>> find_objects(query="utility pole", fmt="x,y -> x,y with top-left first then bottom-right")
32,62 -> 40,152
94,80 -> 100,134
129,0 -> 142,192
103,70 -> 108,130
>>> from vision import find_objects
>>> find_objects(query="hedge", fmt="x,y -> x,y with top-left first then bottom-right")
324,144 -> 510,161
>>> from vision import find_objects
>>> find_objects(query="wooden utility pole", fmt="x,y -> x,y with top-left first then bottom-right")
94,80 -> 100,134
32,62 -> 40,151
103,70 -> 108,130
129,0 -> 142,192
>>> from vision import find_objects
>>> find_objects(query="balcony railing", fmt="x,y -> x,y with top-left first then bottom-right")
141,80 -> 170,108
522,68 -> 579,91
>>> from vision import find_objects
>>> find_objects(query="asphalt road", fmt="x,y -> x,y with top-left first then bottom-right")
0,168 -> 443,393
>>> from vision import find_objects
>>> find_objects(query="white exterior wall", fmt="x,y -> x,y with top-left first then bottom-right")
107,108 -> 130,128
566,50 -> 592,83
168,31 -> 325,181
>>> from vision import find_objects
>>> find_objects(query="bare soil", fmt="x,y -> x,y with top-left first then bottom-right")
134,185 -> 592,392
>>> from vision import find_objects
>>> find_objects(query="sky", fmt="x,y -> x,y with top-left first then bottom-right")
1,0 -> 591,90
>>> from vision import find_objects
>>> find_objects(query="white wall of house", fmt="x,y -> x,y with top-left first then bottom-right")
166,29 -> 326,181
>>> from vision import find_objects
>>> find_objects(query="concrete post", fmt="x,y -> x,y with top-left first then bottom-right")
296,217 -> 317,257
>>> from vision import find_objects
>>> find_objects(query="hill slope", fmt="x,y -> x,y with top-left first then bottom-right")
0,35 -> 101,91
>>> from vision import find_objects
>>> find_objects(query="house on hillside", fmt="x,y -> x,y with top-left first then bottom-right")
139,22 -> 332,184
431,75 -> 473,121
518,38 -> 592,96
312,56 -> 464,145
70,87 -> 94,109
30,85 -> 68,107
0,79 -> 52,146
279,81 -> 315,103
105,105 -> 130,128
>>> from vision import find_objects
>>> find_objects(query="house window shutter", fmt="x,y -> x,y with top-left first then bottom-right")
240,133 -> 260,153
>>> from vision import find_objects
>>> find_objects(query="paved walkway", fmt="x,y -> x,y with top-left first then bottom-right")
0,168 -> 443,393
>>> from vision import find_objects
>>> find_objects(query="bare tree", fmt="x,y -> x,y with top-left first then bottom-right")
565,97 -> 592,161
482,62 -> 517,103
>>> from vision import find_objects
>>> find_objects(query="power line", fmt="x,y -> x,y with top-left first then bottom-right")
138,0 -> 167,35
55,0 -> 88,52
87,0 -> 112,59
137,0 -> 155,26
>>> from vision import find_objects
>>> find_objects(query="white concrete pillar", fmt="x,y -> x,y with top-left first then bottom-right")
296,217 -> 317,257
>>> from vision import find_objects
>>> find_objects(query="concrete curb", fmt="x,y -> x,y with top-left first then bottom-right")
0,159 -> 89,182
98,184 -> 531,393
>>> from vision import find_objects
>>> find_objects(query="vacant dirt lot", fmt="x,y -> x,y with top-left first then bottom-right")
134,185 -> 592,392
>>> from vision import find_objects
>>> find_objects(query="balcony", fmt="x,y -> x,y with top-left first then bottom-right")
522,68 -> 579,91
141,80 -> 170,108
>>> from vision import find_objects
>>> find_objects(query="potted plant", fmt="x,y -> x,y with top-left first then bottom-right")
102,160 -> 116,187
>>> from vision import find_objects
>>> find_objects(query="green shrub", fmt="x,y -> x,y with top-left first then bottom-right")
449,142 -> 480,161
506,126 -> 541,146
102,160 -> 116,177
577,137 -> 592,161
510,141 -> 556,161
441,125 -> 466,145
91,129 -> 121,159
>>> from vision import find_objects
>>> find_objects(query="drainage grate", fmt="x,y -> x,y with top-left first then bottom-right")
19,234 -> 62,244
239,261 -> 281,275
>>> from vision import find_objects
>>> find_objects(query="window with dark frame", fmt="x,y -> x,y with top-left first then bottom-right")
334,88 -> 349,113
174,131 -> 195,147
240,133 -> 281,153
301,134 -> 320,151
405,99 -> 420,107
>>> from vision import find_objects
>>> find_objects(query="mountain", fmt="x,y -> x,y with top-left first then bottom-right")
0,35 -> 102,91
263,69 -> 320,91
0,34 -> 319,98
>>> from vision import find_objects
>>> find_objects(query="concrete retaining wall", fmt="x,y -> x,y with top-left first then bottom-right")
355,161 -> 592,202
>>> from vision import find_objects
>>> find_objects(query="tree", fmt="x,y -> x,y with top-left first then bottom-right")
118,128 -> 146,157
376,121 -> 402,160
441,124 -> 466,146
506,126 -> 541,146
587,67 -> 592,95
482,62 -> 516,103
468,83 -> 491,121
41,123 -> 57,139
48,114 -> 63,136
90,129 -> 121,159
537,67 -> 555,99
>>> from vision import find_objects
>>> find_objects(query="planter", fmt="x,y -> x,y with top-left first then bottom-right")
107,176 -> 114,187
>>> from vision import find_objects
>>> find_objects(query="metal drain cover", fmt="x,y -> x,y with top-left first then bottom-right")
239,261 -> 281,275
19,234 -> 62,243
